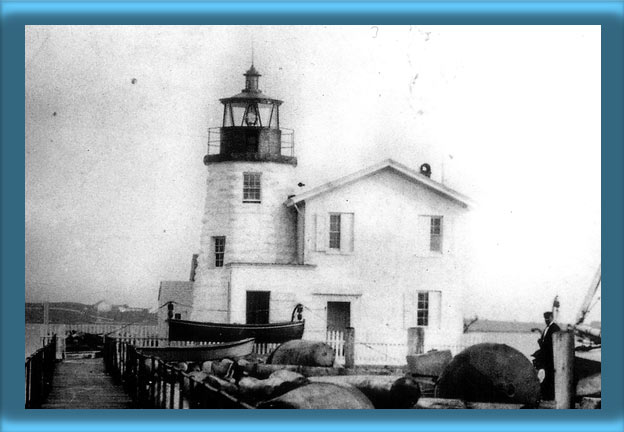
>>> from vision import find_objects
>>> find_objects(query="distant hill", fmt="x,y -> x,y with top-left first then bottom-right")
25,302 -> 157,325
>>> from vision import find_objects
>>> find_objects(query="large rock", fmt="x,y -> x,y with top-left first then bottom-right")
267,340 -> 335,367
238,369 -> 308,401
406,350 -> 453,377
309,375 -> 421,408
436,343 -> 541,406
258,382 -> 374,409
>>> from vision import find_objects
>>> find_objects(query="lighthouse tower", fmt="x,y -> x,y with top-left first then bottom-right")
191,65 -> 298,322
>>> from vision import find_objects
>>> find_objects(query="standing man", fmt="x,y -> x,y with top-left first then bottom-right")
537,311 -> 561,400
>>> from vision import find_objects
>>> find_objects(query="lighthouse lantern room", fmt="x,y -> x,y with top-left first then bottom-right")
205,65 -> 295,164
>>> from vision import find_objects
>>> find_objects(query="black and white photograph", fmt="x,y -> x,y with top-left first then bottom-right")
25,25 -> 601,409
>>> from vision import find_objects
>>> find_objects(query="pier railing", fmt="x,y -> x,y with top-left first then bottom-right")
25,335 -> 57,408
103,337 -> 254,409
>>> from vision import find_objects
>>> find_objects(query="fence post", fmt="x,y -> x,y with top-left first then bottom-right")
407,327 -> 424,355
344,327 -> 355,368
553,330 -> 575,409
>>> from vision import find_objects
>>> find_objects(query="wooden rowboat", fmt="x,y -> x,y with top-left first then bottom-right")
138,338 -> 255,362
168,319 -> 305,344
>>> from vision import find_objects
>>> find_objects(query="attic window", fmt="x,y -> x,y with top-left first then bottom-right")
243,172 -> 261,203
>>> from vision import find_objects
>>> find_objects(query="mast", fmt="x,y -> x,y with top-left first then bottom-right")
575,263 -> 601,326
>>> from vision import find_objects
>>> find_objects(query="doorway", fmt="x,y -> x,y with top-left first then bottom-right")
327,301 -> 351,331
246,291 -> 270,324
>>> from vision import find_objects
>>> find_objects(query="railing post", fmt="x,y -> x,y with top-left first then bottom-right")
553,330 -> 575,409
344,327 -> 355,368
169,367 -> 175,409
136,352 -> 142,404
56,325 -> 66,360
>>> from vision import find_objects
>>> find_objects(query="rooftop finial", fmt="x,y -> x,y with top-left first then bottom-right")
251,41 -> 255,66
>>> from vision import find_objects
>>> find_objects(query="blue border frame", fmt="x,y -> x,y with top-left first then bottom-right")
3,2 -> 623,432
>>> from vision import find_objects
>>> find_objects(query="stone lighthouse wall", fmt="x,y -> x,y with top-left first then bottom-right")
191,161 -> 297,322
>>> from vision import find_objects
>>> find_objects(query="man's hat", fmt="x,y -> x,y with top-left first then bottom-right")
543,311 -> 553,319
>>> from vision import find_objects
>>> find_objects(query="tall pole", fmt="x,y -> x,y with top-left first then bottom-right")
553,330 -> 575,409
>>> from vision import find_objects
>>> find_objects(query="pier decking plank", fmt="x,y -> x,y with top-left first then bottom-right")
41,358 -> 135,409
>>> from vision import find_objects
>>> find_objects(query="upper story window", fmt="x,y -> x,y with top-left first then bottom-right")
213,236 -> 226,267
315,213 -> 354,254
429,216 -> 443,252
417,292 -> 429,326
329,214 -> 341,249
404,290 -> 441,328
243,172 -> 261,203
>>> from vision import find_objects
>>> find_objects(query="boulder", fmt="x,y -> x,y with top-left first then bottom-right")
436,343 -> 541,406
258,382 -> 374,409
268,340 -> 335,367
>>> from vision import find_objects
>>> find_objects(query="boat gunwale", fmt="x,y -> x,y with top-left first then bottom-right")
169,319 -> 305,331
137,338 -> 256,353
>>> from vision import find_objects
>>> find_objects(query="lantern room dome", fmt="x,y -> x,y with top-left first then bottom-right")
220,65 -> 282,105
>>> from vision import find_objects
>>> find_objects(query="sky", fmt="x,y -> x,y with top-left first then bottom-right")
25,25 -> 601,323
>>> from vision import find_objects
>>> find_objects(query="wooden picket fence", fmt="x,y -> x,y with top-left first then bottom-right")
30,324 -> 475,367
29,323 -> 282,359
326,329 -> 471,366
34,323 -> 161,345
327,330 -> 408,366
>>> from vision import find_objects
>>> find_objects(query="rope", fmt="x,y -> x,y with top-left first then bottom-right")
302,305 -> 406,363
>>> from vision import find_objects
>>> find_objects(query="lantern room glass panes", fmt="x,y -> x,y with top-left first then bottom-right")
222,102 -> 279,128
244,104 -> 259,126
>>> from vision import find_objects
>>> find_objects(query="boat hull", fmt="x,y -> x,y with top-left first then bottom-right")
168,319 -> 305,344
138,338 -> 255,362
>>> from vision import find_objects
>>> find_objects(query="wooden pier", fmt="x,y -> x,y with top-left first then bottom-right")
40,358 -> 135,409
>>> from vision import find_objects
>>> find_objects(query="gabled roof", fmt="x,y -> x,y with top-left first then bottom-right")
286,159 -> 472,208
158,280 -> 193,303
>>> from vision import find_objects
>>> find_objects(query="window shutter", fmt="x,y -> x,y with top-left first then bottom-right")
430,291 -> 442,329
403,292 -> 418,328
340,213 -> 354,253
315,213 -> 327,251
417,216 -> 430,256
443,216 -> 452,255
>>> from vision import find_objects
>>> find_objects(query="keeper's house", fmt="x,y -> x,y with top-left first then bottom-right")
184,65 -> 472,351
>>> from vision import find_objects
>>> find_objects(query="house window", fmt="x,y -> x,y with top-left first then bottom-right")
404,291 -> 441,329
213,236 -> 226,267
430,217 -> 443,252
329,214 -> 341,249
243,172 -> 261,203
174,313 -> 181,320
315,213 -> 354,253
417,292 -> 429,326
